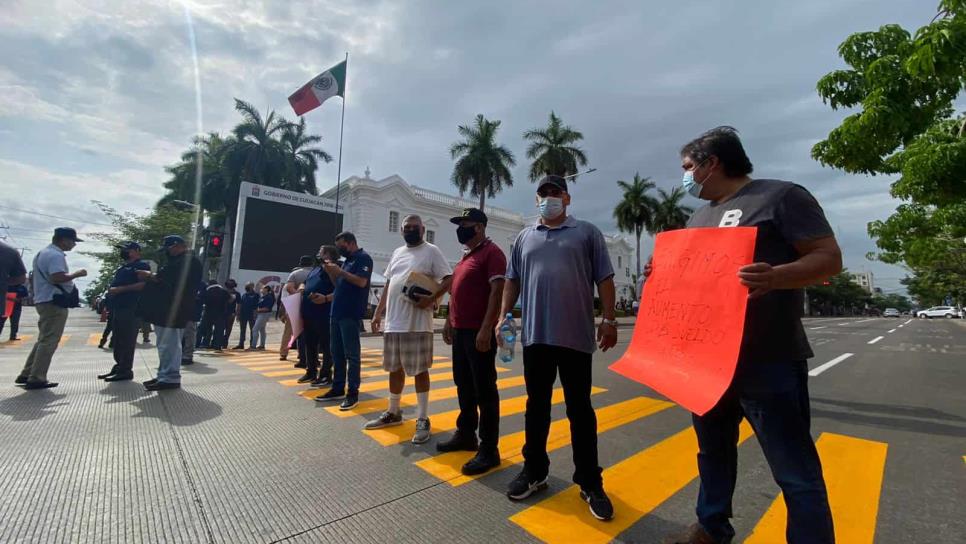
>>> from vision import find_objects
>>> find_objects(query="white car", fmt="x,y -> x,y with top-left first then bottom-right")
916,306 -> 961,319
882,308 -> 900,318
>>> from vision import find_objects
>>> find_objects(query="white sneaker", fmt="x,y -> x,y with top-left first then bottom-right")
412,417 -> 431,444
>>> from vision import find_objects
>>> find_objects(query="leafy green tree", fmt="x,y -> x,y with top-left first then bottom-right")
449,114 -> 516,210
614,173 -> 657,281
812,0 -> 966,304
807,270 -> 872,315
280,117 -> 332,195
523,111 -> 588,182
81,202 -> 195,301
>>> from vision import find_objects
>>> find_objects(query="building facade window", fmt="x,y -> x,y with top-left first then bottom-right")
626,267 -> 630,278
618,255 -> 622,268
388,211 -> 399,232
426,230 -> 435,243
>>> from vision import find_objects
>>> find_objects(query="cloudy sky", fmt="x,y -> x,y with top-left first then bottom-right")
0,0 -> 934,294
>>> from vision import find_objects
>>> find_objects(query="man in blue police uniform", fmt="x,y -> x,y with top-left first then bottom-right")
98,242 -> 150,381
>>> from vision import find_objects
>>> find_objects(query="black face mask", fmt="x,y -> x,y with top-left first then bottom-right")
403,230 -> 422,245
456,226 -> 477,245
337,246 -> 351,258
120,249 -> 130,260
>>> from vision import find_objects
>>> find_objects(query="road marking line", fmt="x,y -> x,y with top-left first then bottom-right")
837,322 -> 851,326
262,369 -> 306,377
325,375 -> 529,417
868,336 -> 884,345
808,353 -> 854,377
0,334 -> 33,348
887,329 -> 896,333
87,333 -> 102,346
415,396 -> 674,487
809,326 -> 827,330
246,363 -> 299,371
746,433 -> 887,544
856,318 -> 877,323
511,421 -> 754,544
57,335 -> 71,348
286,366 -> 509,391
363,387 -> 607,446
360,363 -> 452,379
903,319 -> 913,325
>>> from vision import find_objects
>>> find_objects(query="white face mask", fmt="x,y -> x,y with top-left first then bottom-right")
538,197 -> 564,220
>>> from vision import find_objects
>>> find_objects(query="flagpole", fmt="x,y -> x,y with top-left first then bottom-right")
335,51 -> 348,215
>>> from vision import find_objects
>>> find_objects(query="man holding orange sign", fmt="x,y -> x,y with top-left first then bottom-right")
647,127 -> 842,544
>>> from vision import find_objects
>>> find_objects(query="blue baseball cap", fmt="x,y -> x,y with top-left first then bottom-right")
116,241 -> 141,251
54,227 -> 83,242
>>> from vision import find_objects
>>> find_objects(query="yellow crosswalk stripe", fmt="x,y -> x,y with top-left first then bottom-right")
364,387 -> 608,446
234,357 -> 288,366
0,334 -> 33,348
324,375 -> 530,417
289,366 -> 509,392
510,421 -> 754,543
361,362 -> 451,379
246,363 -> 299,371
745,433 -> 887,544
262,369 -> 306,378
416,396 -> 674,487
87,333 -> 101,346
57,335 -> 71,348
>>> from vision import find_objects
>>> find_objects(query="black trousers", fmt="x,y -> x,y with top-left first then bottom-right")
303,316 -> 331,378
110,306 -> 141,375
522,343 -> 602,490
452,328 -> 500,451
200,310 -> 226,348
222,315 -> 235,348
0,302 -> 23,338
100,313 -> 114,345
236,316 -> 254,347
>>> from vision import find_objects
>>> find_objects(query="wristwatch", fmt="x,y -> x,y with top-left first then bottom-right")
600,318 -> 618,328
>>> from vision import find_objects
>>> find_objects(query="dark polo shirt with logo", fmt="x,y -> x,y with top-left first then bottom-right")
449,239 -> 507,330
686,179 -> 834,368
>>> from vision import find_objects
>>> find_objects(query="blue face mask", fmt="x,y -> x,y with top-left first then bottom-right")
682,171 -> 703,198
538,196 -> 565,220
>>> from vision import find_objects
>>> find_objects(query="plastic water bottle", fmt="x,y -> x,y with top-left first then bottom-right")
498,313 -> 517,363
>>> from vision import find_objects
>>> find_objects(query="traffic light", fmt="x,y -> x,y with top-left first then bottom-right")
205,230 -> 224,258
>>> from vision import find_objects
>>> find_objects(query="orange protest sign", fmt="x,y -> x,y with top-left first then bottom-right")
610,227 -> 757,415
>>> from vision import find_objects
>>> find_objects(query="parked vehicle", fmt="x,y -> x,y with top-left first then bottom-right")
916,306 -> 961,319
883,308 -> 901,318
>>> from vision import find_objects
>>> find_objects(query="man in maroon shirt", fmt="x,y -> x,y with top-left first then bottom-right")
439,208 -> 507,475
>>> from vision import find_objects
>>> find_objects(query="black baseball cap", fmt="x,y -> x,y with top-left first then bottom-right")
299,255 -> 314,266
537,175 -> 568,193
449,208 -> 488,225
54,227 -> 83,242
162,235 -> 186,248
116,241 -> 141,251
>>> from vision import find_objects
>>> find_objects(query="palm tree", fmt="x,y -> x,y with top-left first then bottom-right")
614,173 -> 657,281
225,98 -> 290,188
280,117 -> 332,195
651,187 -> 694,233
523,111 -> 588,182
449,114 -> 516,210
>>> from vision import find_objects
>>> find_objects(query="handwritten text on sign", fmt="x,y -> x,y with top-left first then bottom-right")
610,227 -> 757,415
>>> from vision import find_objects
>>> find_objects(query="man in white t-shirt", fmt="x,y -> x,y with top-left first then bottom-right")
368,215 -> 452,444
282,255 -> 315,368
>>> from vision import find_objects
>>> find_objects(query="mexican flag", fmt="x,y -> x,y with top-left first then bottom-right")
288,60 -> 347,116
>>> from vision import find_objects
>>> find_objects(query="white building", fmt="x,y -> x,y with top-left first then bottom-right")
849,271 -> 875,294
321,173 -> 637,301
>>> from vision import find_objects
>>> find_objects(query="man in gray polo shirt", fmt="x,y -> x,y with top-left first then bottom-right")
499,175 -> 618,522
17,227 -> 87,390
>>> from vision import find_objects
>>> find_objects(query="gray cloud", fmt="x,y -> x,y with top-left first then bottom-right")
0,0 -> 928,293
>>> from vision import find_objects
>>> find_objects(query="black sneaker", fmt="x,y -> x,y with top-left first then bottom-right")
339,393 -> 359,411
314,389 -> 345,402
14,375 -> 28,385
310,375 -> 332,388
296,372 -> 317,384
181,359 -> 195,366
506,469 -> 548,500
580,487 -> 614,521
461,449 -> 501,476
436,430 -> 479,453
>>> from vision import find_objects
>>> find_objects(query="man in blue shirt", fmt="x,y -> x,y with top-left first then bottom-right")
499,175 -> 618,521
315,232 -> 373,411
98,241 -> 150,381
299,246 -> 338,387
234,282 -> 259,349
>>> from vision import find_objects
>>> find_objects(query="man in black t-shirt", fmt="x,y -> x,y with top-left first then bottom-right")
200,281 -> 231,351
661,127 -> 841,544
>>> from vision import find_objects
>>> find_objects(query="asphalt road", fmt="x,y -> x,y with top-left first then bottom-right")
0,311 -> 963,543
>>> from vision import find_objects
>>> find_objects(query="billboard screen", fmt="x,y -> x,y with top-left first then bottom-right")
237,197 -> 343,272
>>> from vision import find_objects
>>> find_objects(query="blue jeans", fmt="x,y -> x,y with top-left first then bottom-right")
155,326 -> 184,384
694,360 -> 834,544
251,313 -> 270,348
330,318 -> 362,393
